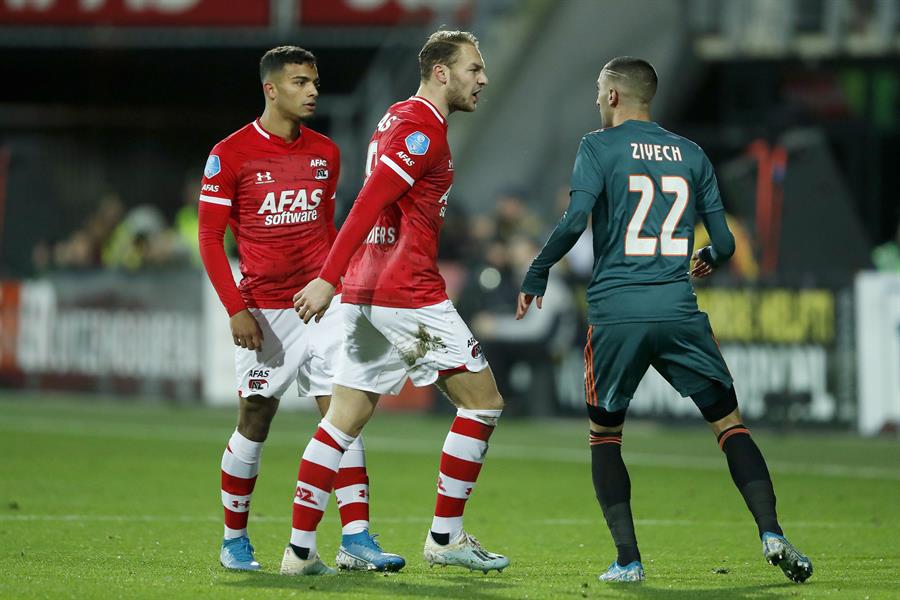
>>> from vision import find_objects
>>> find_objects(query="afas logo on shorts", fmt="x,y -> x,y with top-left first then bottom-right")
248,369 -> 270,391
249,379 -> 269,391
467,337 -> 483,359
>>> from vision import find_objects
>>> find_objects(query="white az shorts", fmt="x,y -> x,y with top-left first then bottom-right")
234,295 -> 344,399
333,300 -> 489,395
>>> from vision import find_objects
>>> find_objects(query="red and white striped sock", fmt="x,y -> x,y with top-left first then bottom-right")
291,419 -> 354,557
335,436 -> 369,536
221,429 -> 263,539
431,408 -> 502,543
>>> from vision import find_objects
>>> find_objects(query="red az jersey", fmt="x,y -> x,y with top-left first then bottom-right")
199,120 -> 340,315
324,96 -> 452,308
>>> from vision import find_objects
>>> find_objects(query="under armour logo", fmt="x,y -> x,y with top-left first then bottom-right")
255,171 -> 274,184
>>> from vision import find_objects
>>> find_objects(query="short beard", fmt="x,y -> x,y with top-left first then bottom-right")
446,77 -> 473,113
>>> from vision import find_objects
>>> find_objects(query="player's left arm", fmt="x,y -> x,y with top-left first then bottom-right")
517,137 -> 602,319
691,154 -> 735,278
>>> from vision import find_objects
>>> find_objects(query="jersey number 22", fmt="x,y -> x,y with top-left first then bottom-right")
625,175 -> 689,256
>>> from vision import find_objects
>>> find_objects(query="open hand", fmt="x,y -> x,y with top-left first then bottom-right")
690,247 -> 715,279
515,292 -> 543,320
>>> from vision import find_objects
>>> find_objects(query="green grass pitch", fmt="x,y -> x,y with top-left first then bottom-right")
3,392 -> 899,599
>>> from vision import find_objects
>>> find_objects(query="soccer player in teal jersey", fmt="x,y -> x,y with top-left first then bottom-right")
517,57 -> 812,584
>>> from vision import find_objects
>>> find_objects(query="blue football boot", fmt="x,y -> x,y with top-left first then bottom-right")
762,532 -> 813,583
598,560 -> 644,582
220,536 -> 261,571
335,531 -> 406,572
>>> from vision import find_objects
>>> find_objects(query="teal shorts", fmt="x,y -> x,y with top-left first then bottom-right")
584,313 -> 733,413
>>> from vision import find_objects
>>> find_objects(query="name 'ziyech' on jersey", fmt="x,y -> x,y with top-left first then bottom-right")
199,119 -> 340,313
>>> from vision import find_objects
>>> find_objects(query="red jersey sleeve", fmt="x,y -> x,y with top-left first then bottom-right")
198,146 -> 245,316
375,120 -> 443,187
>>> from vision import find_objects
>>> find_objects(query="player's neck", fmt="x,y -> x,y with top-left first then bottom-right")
414,84 -> 450,118
611,110 -> 651,128
258,108 -> 302,143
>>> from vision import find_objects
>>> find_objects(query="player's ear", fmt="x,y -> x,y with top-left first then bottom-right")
434,64 -> 449,85
608,87 -> 618,108
262,80 -> 277,101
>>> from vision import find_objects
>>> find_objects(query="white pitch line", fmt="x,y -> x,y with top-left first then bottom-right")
4,417 -> 900,481
0,514 -> 894,529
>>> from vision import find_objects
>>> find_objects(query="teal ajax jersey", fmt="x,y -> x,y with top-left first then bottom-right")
571,120 -> 724,324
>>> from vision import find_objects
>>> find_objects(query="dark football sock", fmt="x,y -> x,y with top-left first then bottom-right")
289,544 -> 310,560
590,431 -> 641,566
718,425 -> 783,537
430,531 -> 450,546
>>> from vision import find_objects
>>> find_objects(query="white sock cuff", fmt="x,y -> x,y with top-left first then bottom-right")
456,408 -> 502,427
228,429 -> 264,464
348,435 -> 365,451
319,419 -> 355,451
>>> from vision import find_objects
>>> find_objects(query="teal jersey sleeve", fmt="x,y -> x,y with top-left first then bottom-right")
521,189 -> 596,296
696,153 -> 725,214
569,137 -> 605,197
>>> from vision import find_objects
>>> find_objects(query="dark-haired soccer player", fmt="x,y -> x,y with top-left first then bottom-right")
291,30 -> 509,574
517,57 -> 813,584
199,46 -> 403,575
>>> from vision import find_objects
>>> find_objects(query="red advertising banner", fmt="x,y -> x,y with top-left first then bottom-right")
0,0 -> 269,27
298,0 -> 470,26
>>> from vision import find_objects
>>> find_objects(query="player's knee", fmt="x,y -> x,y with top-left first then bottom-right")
587,403 -> 626,430
691,383 -> 738,423
239,394 -> 278,437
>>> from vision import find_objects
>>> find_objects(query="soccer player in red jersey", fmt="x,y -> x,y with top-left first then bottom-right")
199,46 -> 403,576
291,30 -> 509,574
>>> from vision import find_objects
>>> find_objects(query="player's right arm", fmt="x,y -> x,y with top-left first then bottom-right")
691,154 -> 735,279
518,138 -> 603,319
197,148 -> 264,349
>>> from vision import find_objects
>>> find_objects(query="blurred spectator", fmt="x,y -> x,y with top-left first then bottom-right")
102,205 -> 180,270
871,220 -> 900,272
495,186 -> 542,243
48,192 -> 124,270
172,171 -> 203,267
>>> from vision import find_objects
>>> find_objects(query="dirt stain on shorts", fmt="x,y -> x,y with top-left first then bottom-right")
399,323 -> 446,366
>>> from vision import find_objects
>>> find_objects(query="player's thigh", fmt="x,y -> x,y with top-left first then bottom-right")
234,308 -> 307,399
369,300 -> 489,390
332,303 -> 409,396
298,294 -> 344,399
586,322 -> 654,413
651,313 -> 733,398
